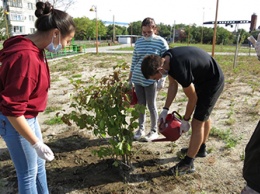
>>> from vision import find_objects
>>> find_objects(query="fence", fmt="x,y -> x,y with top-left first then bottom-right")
45,44 -> 86,59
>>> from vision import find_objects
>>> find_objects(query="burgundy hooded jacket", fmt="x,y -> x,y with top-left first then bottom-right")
0,35 -> 50,118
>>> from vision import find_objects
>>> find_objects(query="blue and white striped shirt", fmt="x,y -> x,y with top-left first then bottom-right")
130,35 -> 169,87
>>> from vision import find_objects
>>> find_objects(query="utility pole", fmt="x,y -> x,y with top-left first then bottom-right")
130,23 -> 133,47
212,0 -> 219,57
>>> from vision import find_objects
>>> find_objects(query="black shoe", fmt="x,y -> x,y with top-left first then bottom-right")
168,159 -> 195,176
180,147 -> 207,158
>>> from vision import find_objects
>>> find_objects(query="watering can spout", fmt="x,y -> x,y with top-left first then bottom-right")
152,137 -> 174,142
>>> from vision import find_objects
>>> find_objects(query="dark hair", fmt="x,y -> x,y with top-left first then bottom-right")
141,17 -> 158,34
141,55 -> 162,79
34,2 -> 75,36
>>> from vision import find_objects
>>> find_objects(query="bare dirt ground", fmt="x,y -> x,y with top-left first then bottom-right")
0,52 -> 260,194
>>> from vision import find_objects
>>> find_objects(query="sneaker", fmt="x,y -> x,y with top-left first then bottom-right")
134,129 -> 145,140
180,147 -> 207,158
144,131 -> 159,142
168,159 -> 195,176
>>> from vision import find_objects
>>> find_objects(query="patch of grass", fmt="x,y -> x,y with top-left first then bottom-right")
176,97 -> 187,102
115,46 -> 134,51
44,106 -> 62,114
49,62 -> 82,72
240,152 -> 245,161
225,118 -> 236,126
210,127 -> 241,149
117,43 -> 246,53
247,79 -> 260,92
50,75 -> 60,82
43,116 -> 63,125
71,74 -> 82,78
225,99 -> 235,126
95,62 -> 112,68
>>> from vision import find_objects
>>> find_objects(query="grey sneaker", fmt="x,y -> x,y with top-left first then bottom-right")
144,131 -> 159,142
134,129 -> 145,140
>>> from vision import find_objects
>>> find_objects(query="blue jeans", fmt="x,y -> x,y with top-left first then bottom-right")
0,114 -> 49,194
135,83 -> 158,132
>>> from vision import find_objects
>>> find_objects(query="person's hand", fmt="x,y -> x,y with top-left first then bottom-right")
32,141 -> 54,161
248,33 -> 260,61
180,120 -> 190,135
158,109 -> 168,123
157,78 -> 165,91
128,80 -> 133,89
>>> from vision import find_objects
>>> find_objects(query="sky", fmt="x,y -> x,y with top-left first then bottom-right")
66,0 -> 260,32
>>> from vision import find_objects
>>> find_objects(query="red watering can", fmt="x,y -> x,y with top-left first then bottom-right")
152,111 -> 182,142
124,87 -> 138,107
130,87 -> 138,107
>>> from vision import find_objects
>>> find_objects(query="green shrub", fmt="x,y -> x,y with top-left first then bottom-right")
60,62 -> 145,167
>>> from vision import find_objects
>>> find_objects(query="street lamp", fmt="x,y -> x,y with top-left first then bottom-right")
109,10 -> 116,43
90,5 -> 98,54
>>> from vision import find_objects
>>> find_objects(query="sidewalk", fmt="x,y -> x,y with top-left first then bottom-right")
83,44 -> 257,57
83,43 -> 134,54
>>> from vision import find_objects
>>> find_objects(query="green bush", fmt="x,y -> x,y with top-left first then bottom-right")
60,62 -> 145,167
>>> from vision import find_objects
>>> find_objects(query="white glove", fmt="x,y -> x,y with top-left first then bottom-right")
248,33 -> 260,60
32,141 -> 54,161
180,120 -> 190,135
158,109 -> 168,123
157,78 -> 165,91
255,38 -> 260,60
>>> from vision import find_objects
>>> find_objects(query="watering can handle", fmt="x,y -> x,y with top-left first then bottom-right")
172,111 -> 182,121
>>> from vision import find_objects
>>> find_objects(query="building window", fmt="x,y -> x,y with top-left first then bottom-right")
12,26 -> 24,33
28,2 -> 34,10
8,0 -> 22,8
29,15 -> 35,21
10,13 -> 24,21
30,28 -> 36,34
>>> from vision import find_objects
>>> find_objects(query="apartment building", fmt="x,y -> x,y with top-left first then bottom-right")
2,0 -> 40,36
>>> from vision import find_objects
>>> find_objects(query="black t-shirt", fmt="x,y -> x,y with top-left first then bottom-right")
162,46 -> 224,88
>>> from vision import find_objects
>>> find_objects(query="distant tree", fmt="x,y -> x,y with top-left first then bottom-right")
233,29 -> 250,45
0,8 -> 9,40
72,16 -> 250,45
122,26 -> 128,35
105,25 -> 126,40
127,21 -> 142,35
73,17 -> 92,40
202,27 -> 214,44
217,27 -> 233,45
73,17 -> 106,40
157,23 -> 170,39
